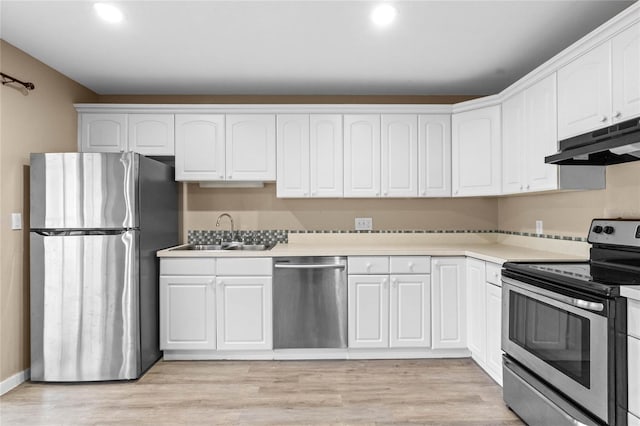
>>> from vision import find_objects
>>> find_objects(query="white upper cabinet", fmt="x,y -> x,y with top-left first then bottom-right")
175,115 -> 225,181
381,114 -> 418,197
80,113 -> 174,155
451,105 -> 502,197
502,74 -> 558,194
310,115 -> 343,197
558,43 -> 611,139
79,113 -> 127,153
344,115 -> 381,197
525,74 -> 559,192
277,115 -> 310,197
128,114 -> 175,156
225,114 -> 276,181
418,114 -> 451,197
558,22 -> 640,140
277,114 -> 343,198
502,92 -> 526,194
612,22 -> 640,123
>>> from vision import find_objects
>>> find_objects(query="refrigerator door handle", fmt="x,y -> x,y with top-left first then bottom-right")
33,229 -> 131,237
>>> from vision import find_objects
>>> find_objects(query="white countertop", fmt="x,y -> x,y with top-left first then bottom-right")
157,241 -> 587,265
621,286 -> 640,301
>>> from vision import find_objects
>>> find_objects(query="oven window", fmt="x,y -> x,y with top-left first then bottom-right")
509,292 -> 591,388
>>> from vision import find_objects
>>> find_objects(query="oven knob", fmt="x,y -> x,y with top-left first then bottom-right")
603,226 -> 615,235
592,225 -> 603,234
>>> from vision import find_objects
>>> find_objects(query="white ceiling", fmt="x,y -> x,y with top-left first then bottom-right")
1,1 -> 636,95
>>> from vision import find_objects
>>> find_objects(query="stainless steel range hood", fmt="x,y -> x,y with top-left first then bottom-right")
545,117 -> 640,165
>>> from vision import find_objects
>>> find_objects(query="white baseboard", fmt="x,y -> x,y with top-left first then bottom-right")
1,368 -> 30,396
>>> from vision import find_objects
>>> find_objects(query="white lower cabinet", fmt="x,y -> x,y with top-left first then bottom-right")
466,257 -> 503,385
431,257 -> 467,349
160,275 -> 216,350
216,276 -> 272,350
389,274 -> 431,348
348,275 -> 389,348
348,256 -> 431,349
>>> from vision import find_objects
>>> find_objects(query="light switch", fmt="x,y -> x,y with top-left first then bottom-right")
535,220 -> 543,235
11,213 -> 22,230
355,217 -> 373,231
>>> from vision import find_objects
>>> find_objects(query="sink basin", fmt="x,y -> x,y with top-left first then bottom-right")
175,242 -> 275,251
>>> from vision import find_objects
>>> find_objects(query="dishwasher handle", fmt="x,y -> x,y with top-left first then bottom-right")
274,263 -> 346,270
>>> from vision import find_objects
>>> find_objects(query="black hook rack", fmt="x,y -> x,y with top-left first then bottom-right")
1,72 -> 35,90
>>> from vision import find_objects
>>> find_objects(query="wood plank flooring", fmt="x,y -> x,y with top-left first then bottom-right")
0,358 -> 522,425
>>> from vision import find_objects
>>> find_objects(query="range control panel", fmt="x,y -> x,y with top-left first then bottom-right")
588,219 -> 640,247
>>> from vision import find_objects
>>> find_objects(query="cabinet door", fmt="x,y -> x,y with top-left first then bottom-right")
348,275 -> 389,348
629,335 -> 640,418
418,114 -> 451,197
226,114 -> 276,181
451,105 -> 501,197
310,114 -> 343,197
175,115 -> 225,181
466,258 -> 487,363
128,114 -> 175,156
79,113 -> 127,152
277,114 -> 310,198
159,276 -> 216,350
389,274 -> 430,348
485,283 -> 503,385
431,257 -> 467,349
558,43 -> 611,139
612,22 -> 640,122
381,114 -> 418,197
525,74 -> 558,192
501,92 -> 526,194
343,115 -> 381,197
216,276 -> 272,350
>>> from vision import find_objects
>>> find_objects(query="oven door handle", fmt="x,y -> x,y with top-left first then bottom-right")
502,277 -> 605,313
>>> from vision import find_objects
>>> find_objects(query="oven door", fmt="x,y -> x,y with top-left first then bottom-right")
502,277 -> 609,422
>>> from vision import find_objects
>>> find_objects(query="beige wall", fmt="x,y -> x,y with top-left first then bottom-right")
498,161 -> 640,238
0,41 -> 98,382
182,183 -> 498,238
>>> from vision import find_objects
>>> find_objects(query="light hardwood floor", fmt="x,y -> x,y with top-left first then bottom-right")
0,359 -> 522,425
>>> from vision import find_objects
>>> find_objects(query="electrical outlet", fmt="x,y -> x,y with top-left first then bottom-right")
11,213 -> 22,230
355,217 -> 373,231
535,220 -> 543,235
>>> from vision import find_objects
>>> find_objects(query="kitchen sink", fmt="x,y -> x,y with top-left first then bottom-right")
176,242 -> 276,251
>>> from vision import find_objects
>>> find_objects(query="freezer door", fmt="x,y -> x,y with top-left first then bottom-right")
30,152 -> 138,229
30,230 -> 140,381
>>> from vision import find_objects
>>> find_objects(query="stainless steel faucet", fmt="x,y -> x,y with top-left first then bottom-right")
215,213 -> 235,240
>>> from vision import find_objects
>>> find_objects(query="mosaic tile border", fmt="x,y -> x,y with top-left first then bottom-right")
187,229 -> 588,244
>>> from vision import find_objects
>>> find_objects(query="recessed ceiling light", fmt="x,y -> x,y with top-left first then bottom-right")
371,4 -> 397,27
94,3 -> 123,24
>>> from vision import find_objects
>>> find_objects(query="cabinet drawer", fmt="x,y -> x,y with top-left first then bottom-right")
485,262 -> 502,286
160,258 -> 216,276
629,299 -> 640,340
348,256 -> 389,274
216,257 -> 272,276
389,256 -> 430,274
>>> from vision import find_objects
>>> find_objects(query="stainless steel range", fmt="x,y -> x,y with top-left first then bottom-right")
502,219 -> 640,426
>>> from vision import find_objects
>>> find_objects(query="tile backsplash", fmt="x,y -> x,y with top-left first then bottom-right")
187,229 -> 588,245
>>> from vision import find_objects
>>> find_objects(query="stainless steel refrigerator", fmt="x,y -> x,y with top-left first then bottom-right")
29,152 -> 178,382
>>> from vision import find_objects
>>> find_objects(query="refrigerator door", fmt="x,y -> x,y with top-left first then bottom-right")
30,152 -> 138,230
30,230 -> 140,381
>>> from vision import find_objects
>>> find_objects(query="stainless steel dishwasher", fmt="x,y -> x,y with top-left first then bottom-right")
273,256 -> 347,349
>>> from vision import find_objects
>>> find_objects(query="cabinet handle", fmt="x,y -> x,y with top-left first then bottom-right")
408,262 -> 414,271
366,262 -> 372,272
454,190 -> 459,195
519,185 -> 523,191
600,116 -> 608,123
228,175 -> 232,179
383,191 -> 388,196
391,278 -> 397,287
375,192 -> 380,196
303,192 -> 308,196
421,191 -> 426,196
526,184 -> 530,190
614,111 -> 622,119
